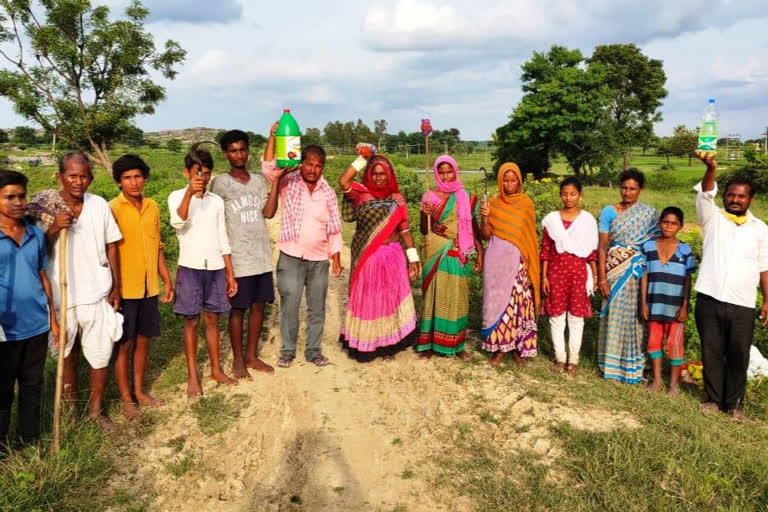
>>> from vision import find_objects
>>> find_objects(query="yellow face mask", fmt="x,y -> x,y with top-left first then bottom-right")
722,209 -> 748,226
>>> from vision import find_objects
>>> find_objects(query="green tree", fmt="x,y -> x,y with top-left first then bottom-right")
373,119 -> 387,147
323,121 -> 345,147
342,121 -> 355,149
120,125 -> 144,147
246,131 -> 267,147
587,44 -> 667,170
656,136 -> 674,166
0,0 -> 186,171
494,45 -> 614,177
166,138 -> 183,153
14,125 -> 38,145
303,127 -> 323,146
354,119 -> 374,143
667,125 -> 698,166
0,128 -> 8,143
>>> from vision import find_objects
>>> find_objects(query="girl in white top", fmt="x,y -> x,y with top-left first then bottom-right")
540,177 -> 598,375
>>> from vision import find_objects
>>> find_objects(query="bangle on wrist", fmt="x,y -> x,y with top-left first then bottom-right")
406,247 -> 420,263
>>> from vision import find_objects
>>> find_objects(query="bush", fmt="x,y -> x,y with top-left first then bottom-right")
717,148 -> 768,194
581,168 -> 619,186
646,171 -> 679,191
166,138 -> 183,153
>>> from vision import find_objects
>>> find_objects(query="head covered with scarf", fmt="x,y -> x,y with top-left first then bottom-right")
363,155 -> 400,199
427,155 -> 474,258
487,162 -> 540,311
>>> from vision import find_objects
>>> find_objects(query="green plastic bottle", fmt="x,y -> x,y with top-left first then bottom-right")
276,108 -> 301,168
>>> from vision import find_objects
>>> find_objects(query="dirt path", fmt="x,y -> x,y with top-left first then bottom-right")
108,213 -> 639,512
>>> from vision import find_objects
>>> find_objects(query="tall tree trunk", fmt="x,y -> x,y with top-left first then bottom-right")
88,138 -> 113,173
688,153 -> 693,166
623,151 -> 630,171
666,154 -> 670,166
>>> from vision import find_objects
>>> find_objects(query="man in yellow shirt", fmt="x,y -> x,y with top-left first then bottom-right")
110,154 -> 174,419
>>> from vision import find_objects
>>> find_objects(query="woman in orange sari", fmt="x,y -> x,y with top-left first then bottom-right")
478,163 -> 540,366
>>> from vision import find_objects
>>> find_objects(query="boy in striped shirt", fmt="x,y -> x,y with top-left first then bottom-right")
640,206 -> 696,396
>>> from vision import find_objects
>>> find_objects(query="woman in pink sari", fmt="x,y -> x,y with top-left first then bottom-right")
338,146 -> 420,361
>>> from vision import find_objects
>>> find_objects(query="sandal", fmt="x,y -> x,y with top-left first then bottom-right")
551,362 -> 566,373
310,354 -> 330,367
277,354 -> 294,368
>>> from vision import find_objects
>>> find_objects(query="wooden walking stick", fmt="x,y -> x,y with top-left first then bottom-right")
52,227 -> 67,454
421,119 -> 434,232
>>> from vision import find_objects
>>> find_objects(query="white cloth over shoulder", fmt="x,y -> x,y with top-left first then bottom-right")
50,297 -> 123,369
541,210 -> 599,295
46,193 -> 122,308
748,345 -> 768,379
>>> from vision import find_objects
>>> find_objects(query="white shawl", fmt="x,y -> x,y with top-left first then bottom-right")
541,210 -> 599,295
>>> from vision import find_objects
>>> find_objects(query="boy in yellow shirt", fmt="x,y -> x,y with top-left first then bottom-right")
110,155 -> 173,418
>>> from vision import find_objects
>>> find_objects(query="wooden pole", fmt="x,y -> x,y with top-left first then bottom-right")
425,136 -> 431,233
52,228 -> 68,454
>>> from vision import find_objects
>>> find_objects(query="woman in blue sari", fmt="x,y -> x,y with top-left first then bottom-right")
597,169 -> 659,384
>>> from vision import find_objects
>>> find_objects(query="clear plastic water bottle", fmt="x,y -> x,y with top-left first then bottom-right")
697,98 -> 719,153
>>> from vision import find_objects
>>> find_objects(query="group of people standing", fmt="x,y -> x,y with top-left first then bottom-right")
330,145 -> 768,423
2,128 -> 767,450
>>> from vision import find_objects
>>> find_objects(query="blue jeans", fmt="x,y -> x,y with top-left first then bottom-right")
276,252 -> 329,361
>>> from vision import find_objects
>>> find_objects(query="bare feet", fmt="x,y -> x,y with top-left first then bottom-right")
551,362 -> 566,373
699,401 -> 720,414
418,350 -> 433,360
88,411 -> 115,431
511,352 -> 526,367
246,357 -> 275,374
646,380 -> 663,393
187,381 -> 203,398
667,384 -> 680,397
382,355 -> 395,362
727,408 -> 745,422
488,352 -> 504,368
231,359 -> 252,380
566,363 -> 578,376
136,393 -> 165,407
211,372 -> 238,386
457,350 -> 472,361
122,401 -> 141,420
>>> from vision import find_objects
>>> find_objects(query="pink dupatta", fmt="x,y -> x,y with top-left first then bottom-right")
421,155 -> 474,259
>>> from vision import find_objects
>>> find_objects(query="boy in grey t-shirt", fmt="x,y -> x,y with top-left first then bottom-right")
210,130 -> 275,378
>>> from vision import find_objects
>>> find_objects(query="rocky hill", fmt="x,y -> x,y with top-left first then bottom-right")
145,127 -> 222,143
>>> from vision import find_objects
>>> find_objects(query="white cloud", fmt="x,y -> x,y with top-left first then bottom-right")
362,0 -> 766,51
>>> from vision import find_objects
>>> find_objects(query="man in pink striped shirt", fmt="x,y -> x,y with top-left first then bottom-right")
263,121 -> 342,368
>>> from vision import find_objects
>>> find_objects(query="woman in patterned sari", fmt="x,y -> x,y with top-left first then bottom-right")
478,162 -> 539,367
597,169 -> 659,383
339,146 -> 420,361
417,155 -> 483,360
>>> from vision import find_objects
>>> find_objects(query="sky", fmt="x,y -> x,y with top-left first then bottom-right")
1,0 -> 767,140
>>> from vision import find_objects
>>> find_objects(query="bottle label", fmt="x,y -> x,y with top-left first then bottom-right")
698,136 -> 717,151
698,121 -> 718,150
276,136 -> 301,163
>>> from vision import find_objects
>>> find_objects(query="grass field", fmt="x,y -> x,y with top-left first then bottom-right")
2,144 -> 768,511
